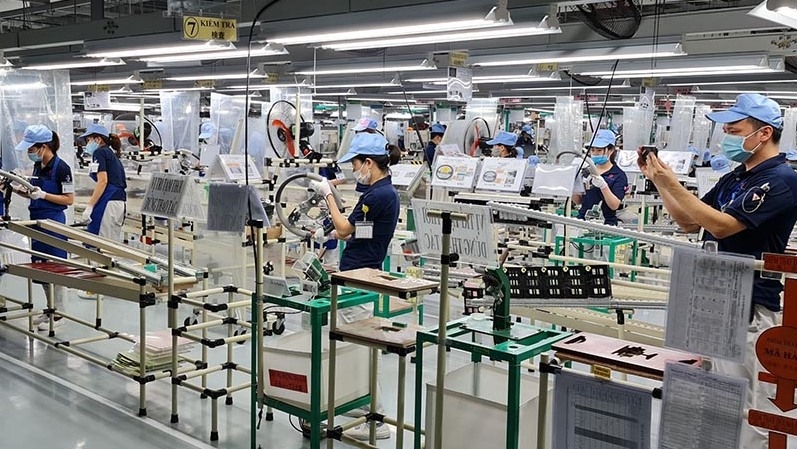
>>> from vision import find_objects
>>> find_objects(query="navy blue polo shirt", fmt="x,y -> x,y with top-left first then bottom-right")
339,176 -> 400,271
701,154 -> 797,312
93,146 -> 127,201
577,164 -> 628,225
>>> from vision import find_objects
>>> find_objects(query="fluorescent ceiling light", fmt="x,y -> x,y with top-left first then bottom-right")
71,76 -> 143,86
407,74 -> 558,85
296,61 -> 434,76
472,43 -> 685,67
349,97 -> 417,103
167,72 -> 265,81
315,82 -> 399,89
312,91 -> 356,96
694,89 -> 797,94
386,90 -> 449,94
510,84 -> 632,91
269,7 -> 512,46
140,44 -> 288,63
581,65 -> 780,79
665,79 -> 797,87
87,40 -> 235,59
25,58 -> 124,70
323,20 -> 559,51
1,82 -> 47,90
749,0 -> 797,28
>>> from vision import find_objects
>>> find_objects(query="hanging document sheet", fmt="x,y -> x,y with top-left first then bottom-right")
553,371 -> 652,449
659,363 -> 747,449
665,247 -> 753,362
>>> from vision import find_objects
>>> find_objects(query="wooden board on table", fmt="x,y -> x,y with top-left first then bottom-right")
331,268 -> 438,294
335,317 -> 424,350
553,331 -> 702,380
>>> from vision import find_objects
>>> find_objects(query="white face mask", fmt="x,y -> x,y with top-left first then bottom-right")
354,162 -> 372,184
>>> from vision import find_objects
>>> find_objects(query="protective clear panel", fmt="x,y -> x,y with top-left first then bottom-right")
209,92 -> 246,154
464,98 -> 499,132
0,69 -> 74,221
782,108 -> 797,152
667,95 -> 696,151
549,97 -> 584,159
159,91 -> 200,154
691,104 -> 712,153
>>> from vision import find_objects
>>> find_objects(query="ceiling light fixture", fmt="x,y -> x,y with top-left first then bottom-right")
140,43 -> 288,63
471,43 -> 685,67
167,71 -> 266,81
269,7 -> 513,46
295,60 -> 435,76
749,0 -> 797,28
314,81 -> 399,89
87,40 -> 235,59
323,19 -> 559,51
25,58 -> 125,71
71,76 -> 144,86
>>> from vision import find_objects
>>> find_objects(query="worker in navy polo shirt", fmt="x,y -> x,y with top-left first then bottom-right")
639,93 -> 797,449
573,129 -> 628,225
309,132 -> 399,440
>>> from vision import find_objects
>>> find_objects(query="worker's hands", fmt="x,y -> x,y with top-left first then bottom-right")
637,147 -> 678,189
82,205 -> 93,223
582,156 -> 599,176
309,179 -> 333,198
313,227 -> 327,244
589,175 -> 608,190
28,187 -> 46,200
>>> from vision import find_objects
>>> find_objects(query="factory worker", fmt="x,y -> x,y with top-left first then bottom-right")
309,132 -> 399,440
353,117 -> 380,134
13,125 -> 74,330
639,93 -> 797,449
784,149 -> 797,171
424,123 -> 446,165
572,129 -> 628,226
79,124 -> 127,241
397,123 -> 405,150
517,123 -> 535,149
198,121 -> 216,143
487,130 -> 520,158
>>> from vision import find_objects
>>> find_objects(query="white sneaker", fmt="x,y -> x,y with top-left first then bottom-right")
344,423 -> 391,441
32,314 -> 49,326
38,317 -> 64,331
78,290 -> 97,300
343,407 -> 369,418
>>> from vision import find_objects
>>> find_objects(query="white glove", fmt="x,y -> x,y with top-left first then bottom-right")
313,228 -> 327,244
590,175 -> 608,190
82,205 -> 93,223
28,188 -> 46,200
571,157 -> 584,166
309,179 -> 333,198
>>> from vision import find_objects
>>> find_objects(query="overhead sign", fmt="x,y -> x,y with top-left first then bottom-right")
195,80 -> 215,89
84,91 -> 111,110
447,66 -> 472,102
183,16 -> 238,42
537,62 -> 559,72
86,84 -> 110,92
142,79 -> 163,90
449,50 -> 468,68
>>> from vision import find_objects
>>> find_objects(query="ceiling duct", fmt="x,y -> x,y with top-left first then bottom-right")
572,0 -> 642,40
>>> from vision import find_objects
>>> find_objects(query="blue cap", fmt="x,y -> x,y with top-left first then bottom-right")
353,117 -> 379,132
338,133 -> 389,164
430,124 -> 446,135
16,124 -> 53,151
199,121 -> 216,139
527,155 -> 541,166
710,154 -> 731,171
487,130 -> 518,147
589,129 -> 616,149
522,124 -> 533,133
785,150 -> 797,161
79,123 -> 110,139
706,93 -> 783,130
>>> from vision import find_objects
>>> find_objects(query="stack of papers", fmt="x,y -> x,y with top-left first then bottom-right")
112,330 -> 195,376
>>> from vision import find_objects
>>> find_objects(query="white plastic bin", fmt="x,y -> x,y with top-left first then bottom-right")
263,331 -> 370,411
425,363 -> 553,449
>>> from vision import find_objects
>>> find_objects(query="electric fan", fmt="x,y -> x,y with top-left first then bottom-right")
573,1 -> 642,40
266,100 -> 316,159
463,117 -> 492,157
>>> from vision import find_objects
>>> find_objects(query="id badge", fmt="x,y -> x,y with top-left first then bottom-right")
89,162 -> 99,174
61,182 -> 75,194
335,169 -> 346,180
356,221 -> 374,239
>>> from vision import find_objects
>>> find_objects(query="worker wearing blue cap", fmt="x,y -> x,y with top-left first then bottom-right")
487,131 -> 520,158
308,132 -> 399,441
353,117 -> 380,133
79,123 -> 127,242
424,123 -> 446,165
573,129 -> 627,225
517,123 -> 535,150
784,149 -> 797,171
13,124 -> 73,330
198,121 -> 216,141
640,93 -> 797,447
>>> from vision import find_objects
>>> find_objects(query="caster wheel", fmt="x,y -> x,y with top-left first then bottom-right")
233,327 -> 247,344
274,323 -> 286,335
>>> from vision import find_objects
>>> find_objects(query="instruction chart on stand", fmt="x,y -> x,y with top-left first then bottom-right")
431,156 -> 479,190
665,247 -> 753,361
659,363 -> 746,449
475,158 -> 527,193
553,371 -> 652,449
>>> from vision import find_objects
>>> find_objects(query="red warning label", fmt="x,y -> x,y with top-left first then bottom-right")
268,369 -> 308,393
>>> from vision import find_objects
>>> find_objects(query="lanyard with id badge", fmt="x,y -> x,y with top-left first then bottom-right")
356,204 -> 373,239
